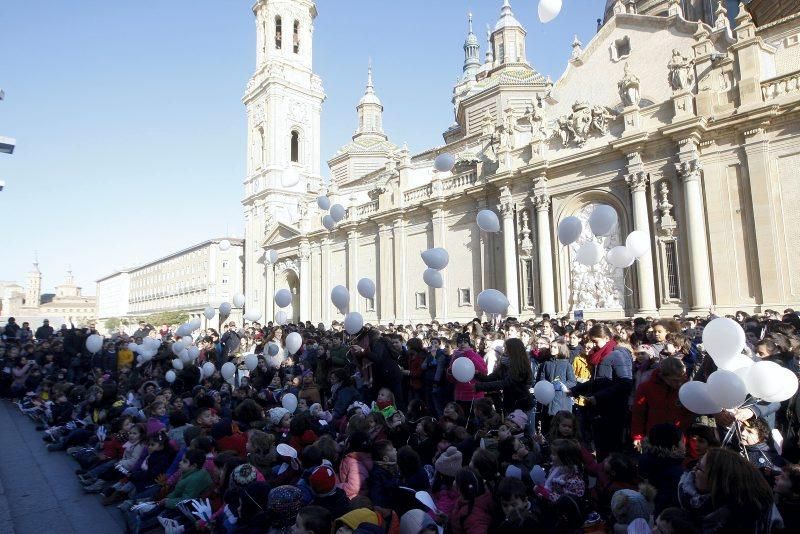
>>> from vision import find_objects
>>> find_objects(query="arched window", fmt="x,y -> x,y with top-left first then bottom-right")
293,20 -> 300,53
290,131 -> 299,162
275,16 -> 282,49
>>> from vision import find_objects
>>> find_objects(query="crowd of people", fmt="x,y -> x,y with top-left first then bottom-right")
1,308 -> 800,533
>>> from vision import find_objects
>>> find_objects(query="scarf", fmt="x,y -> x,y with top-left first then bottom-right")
589,339 -> 617,368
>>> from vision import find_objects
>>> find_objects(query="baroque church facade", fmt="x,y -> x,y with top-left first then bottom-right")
243,0 -> 800,324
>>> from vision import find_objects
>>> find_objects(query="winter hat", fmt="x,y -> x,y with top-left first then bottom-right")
505,465 -> 523,480
336,508 -> 382,530
627,518 -> 652,534
611,489 -> 654,526
400,509 -> 441,534
637,344 -> 657,360
308,465 -> 337,496
145,418 -> 166,437
269,407 -> 290,426
267,485 -> 304,528
435,446 -> 463,478
231,463 -> 259,487
506,409 -> 528,430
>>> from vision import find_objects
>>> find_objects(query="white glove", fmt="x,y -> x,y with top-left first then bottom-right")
158,517 -> 185,534
66,421 -> 76,431
223,504 -> 237,525
190,498 -> 213,522
96,426 -> 107,442
131,501 -> 157,513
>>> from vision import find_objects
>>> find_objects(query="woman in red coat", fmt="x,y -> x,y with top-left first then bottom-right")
631,357 -> 692,451
447,333 -> 488,413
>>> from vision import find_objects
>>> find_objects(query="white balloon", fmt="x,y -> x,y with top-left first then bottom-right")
266,249 -> 279,264
434,152 -> 456,172
172,359 -> 184,371
702,318 -> 745,367
244,310 -> 262,322
538,0 -> 563,23
274,311 -> 288,326
179,350 -> 192,364
576,241 -> 604,266
344,312 -> 364,335
282,393 -> 298,413
357,278 -> 376,299
477,289 -> 510,315
187,346 -> 200,360
202,362 -> 216,378
176,323 -> 192,337
286,332 -> 302,354
625,230 -> 651,258
221,362 -> 236,380
317,195 -> 331,211
282,165 -> 300,187
423,268 -> 443,288
267,342 -> 280,356
761,367 -> 799,402
588,205 -> 617,236
165,370 -> 176,383
452,357 -> 476,383
86,334 -> 103,354
530,465 -> 547,486
322,214 -> 336,231
203,306 -> 216,320
331,285 -> 350,310
476,209 -> 501,233
218,239 -> 231,251
244,353 -> 259,371
233,293 -> 246,308
274,288 -> 292,309
189,318 -> 201,331
172,342 -> 185,357
718,354 -> 753,373
219,302 -> 232,316
533,380 -> 556,405
746,360 -> 785,399
330,204 -> 346,222
557,216 -> 582,246
420,248 -> 449,270
679,381 -> 722,415
707,370 -> 748,409
606,246 -> 636,269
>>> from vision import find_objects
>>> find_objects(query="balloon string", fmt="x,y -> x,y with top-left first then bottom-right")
623,266 -> 634,298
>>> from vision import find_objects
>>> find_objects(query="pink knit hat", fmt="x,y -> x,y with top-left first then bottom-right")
506,409 -> 528,431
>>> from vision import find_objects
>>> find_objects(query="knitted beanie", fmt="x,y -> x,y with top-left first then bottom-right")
506,409 -> 528,430
400,509 -> 439,534
267,485 -> 304,528
434,446 -> 463,478
269,407 -> 289,426
231,463 -> 258,487
308,465 -> 337,496
611,489 -> 654,526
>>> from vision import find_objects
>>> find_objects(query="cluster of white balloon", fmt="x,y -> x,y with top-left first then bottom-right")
318,195 -> 346,231
679,318 -> 798,415
558,205 -> 650,269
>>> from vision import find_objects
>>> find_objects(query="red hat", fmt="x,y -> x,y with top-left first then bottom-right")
308,465 -> 336,496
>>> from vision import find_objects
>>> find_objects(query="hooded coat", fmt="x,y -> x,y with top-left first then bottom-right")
630,369 -> 691,442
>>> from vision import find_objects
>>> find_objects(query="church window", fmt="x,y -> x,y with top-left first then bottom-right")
275,16 -> 282,49
524,259 -> 535,307
498,43 -> 505,63
222,277 -> 229,285
458,288 -> 471,306
293,20 -> 300,54
415,292 -> 427,309
613,36 -> 631,61
665,241 -> 680,299
222,260 -> 229,269
290,130 -> 300,162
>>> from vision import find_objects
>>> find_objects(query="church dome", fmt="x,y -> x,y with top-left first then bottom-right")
495,0 -> 524,31
358,91 -> 382,107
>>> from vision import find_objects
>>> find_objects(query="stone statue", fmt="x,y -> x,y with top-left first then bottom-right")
556,101 -> 616,147
480,110 -> 494,137
618,62 -> 641,107
668,49 -> 695,91
500,107 -> 516,149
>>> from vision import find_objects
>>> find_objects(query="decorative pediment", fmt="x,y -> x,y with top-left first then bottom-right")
262,222 -> 301,247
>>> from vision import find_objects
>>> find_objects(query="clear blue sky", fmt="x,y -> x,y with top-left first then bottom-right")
0,0 -> 605,294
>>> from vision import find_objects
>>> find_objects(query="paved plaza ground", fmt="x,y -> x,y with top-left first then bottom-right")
0,401 -> 125,533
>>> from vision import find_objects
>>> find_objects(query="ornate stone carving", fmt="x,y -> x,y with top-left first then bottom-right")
288,99 -> 307,124
668,49 -> 695,91
274,258 -> 299,276
264,210 -> 276,235
555,102 -> 616,147
367,186 -> 385,201
499,107 -> 516,150
533,193 -> 550,211
253,103 -> 265,125
297,202 -> 308,221
480,110 -> 494,137
299,242 -> 311,260
657,181 -> 678,237
519,210 -> 533,257
625,171 -> 649,192
570,35 -> 583,61
569,204 -> 624,310
618,63 -> 641,107
498,186 -> 514,217
675,159 -> 702,182
519,99 -> 550,143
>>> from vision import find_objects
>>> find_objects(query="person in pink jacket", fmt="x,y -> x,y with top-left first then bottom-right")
447,333 -> 488,411
338,431 -> 374,499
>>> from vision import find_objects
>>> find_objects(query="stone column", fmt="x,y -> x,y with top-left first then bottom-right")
378,224 -> 395,323
347,229 -> 359,314
321,237 -> 331,326
265,261 -> 275,323
625,170 -> 658,315
431,206 -> 448,321
298,240 -> 311,322
533,193 -> 555,316
676,157 -> 713,312
499,190 -> 519,316
392,218 -> 408,323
